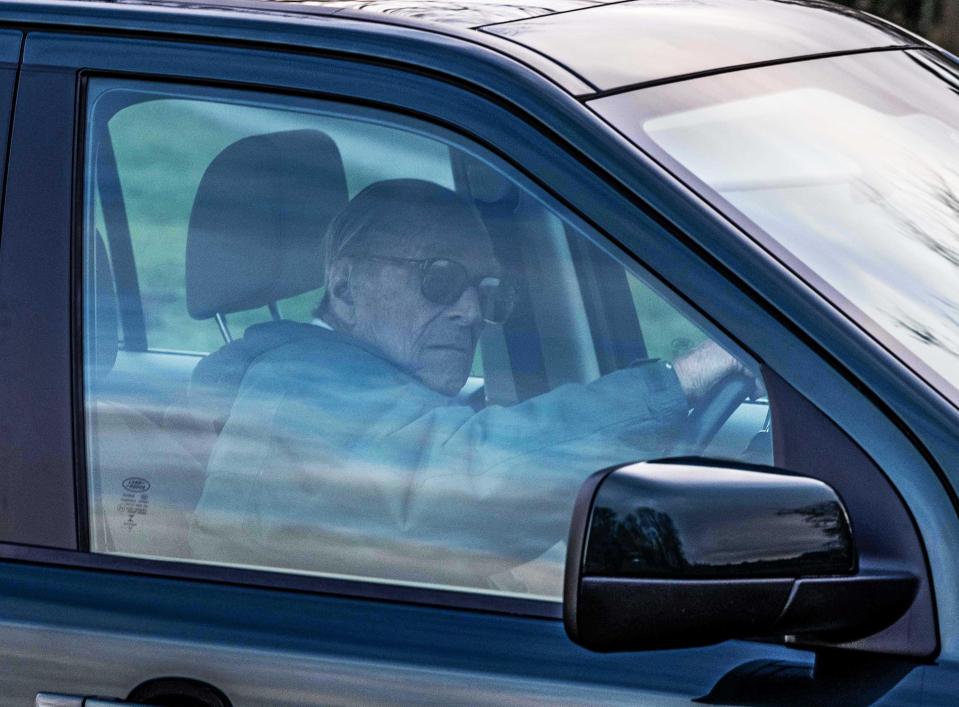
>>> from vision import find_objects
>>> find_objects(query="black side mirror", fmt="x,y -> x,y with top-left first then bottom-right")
564,460 -> 918,652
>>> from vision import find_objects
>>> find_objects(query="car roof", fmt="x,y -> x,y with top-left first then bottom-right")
480,0 -> 919,93
10,0 -> 920,96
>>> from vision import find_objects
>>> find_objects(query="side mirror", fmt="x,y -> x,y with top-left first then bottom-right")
564,460 -> 918,652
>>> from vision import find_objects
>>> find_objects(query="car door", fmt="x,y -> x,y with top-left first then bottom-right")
0,19 -> 954,707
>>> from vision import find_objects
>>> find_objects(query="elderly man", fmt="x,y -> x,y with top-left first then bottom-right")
189,179 -> 749,589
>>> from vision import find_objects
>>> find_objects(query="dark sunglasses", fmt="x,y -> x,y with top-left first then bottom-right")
362,256 -> 516,324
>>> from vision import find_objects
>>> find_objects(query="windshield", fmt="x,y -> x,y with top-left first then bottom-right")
591,50 -> 959,401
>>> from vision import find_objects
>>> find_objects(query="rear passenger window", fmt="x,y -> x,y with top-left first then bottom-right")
83,79 -> 769,599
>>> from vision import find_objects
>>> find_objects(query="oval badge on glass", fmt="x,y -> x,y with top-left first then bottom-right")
122,477 -> 151,493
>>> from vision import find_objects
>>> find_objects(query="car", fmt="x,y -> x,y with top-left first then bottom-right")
2,0 -> 959,704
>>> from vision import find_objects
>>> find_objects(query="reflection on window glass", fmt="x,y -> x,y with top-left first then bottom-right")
84,79 -> 769,600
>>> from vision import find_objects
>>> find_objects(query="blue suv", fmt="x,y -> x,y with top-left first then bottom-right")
0,0 -> 957,704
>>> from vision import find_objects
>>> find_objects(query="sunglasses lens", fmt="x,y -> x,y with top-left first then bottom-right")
478,277 -> 516,324
421,259 -> 469,305
421,261 -> 516,323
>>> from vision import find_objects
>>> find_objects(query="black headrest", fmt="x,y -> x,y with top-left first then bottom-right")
186,129 -> 349,320
92,231 -> 119,381
464,158 -> 516,207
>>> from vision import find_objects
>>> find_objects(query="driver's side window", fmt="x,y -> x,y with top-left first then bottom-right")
82,78 -> 770,601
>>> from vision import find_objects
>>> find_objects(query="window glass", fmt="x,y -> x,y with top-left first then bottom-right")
84,79 -> 768,600
107,96 -> 454,352
627,272 -> 708,360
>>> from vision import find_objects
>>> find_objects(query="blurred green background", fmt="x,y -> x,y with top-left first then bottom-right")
831,1 -> 959,51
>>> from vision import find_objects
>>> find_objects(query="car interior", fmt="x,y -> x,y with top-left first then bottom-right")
84,81 -> 772,585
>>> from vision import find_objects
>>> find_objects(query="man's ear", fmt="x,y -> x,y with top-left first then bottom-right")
326,258 -> 357,329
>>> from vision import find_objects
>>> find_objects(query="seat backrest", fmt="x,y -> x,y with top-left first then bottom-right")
182,129 -> 349,464
189,320 -> 324,435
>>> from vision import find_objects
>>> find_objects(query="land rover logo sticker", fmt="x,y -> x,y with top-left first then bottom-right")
118,478 -> 151,532
122,477 -> 150,493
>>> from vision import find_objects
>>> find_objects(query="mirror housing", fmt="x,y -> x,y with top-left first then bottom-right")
564,460 -> 918,652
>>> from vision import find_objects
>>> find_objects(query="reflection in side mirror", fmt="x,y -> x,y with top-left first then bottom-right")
564,460 -> 917,653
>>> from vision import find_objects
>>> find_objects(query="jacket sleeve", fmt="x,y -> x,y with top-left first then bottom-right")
395,360 -> 688,581
191,347 -> 687,587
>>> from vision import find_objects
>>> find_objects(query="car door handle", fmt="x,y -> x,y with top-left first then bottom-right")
36,693 -> 152,707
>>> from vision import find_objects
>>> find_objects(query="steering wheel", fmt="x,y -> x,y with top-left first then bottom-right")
681,373 -> 755,456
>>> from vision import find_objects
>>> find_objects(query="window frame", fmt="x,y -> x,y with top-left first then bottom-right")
82,73 -> 748,603
0,29 -> 950,642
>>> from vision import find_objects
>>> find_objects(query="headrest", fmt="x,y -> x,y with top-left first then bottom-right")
186,129 -> 349,320
465,159 -> 515,206
92,231 -> 119,381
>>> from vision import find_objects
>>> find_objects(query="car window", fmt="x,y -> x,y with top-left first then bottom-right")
628,273 -> 708,359
82,78 -> 770,600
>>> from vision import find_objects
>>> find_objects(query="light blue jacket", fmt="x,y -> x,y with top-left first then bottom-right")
189,324 -> 688,590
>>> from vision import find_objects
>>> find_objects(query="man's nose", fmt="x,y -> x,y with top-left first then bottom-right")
447,285 -> 483,325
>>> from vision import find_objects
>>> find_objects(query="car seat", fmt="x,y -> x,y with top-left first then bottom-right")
176,129 -> 349,467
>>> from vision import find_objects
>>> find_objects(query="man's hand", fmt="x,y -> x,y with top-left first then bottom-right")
671,340 -> 760,404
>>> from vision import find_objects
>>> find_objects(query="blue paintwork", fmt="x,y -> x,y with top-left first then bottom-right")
4,0 -> 595,93
0,28 -> 19,64
0,560 -> 812,703
0,29 -> 20,210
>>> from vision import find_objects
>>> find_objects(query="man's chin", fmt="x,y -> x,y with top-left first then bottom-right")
415,350 -> 472,395
417,368 -> 471,397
